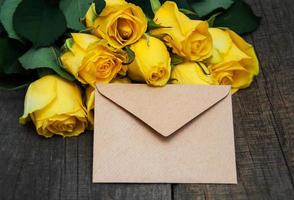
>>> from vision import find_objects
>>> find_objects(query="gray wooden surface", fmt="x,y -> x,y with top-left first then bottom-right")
0,0 -> 294,199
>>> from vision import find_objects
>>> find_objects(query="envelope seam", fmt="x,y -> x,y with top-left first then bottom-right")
95,85 -> 231,138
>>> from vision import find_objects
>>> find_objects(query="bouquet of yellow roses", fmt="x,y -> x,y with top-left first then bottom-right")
0,0 -> 260,138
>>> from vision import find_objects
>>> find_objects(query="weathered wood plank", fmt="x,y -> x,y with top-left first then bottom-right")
253,0 -> 294,181
0,91 -> 171,200
173,0 -> 294,199
0,90 -> 67,200
1,0 -> 294,199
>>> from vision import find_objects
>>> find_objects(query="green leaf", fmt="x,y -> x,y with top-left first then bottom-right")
60,0 -> 93,30
150,0 -> 161,14
207,12 -> 222,27
13,0 -> 67,47
19,47 -> 75,81
196,62 -> 210,75
147,19 -> 160,31
0,0 -> 22,40
124,46 -> 135,65
0,37 -> 26,75
0,23 -> 4,36
94,0 -> 106,14
179,8 -> 197,16
37,68 -> 55,78
171,54 -> 184,66
147,18 -> 169,32
213,0 -> 261,34
0,36 -> 35,90
191,0 -> 234,17
61,38 -> 74,54
0,75 -> 31,90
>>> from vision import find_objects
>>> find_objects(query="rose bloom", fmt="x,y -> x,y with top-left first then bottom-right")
171,62 -> 215,85
207,28 -> 259,93
19,75 -> 88,138
85,0 -> 147,49
151,1 -> 212,61
60,33 -> 127,86
128,36 -> 171,86
85,86 -> 95,127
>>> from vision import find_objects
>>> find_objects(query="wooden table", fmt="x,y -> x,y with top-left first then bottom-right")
1,0 -> 293,199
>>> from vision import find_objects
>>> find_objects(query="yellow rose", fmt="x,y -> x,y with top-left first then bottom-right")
19,75 -> 88,138
128,36 -> 171,86
151,1 -> 212,61
85,86 -> 95,126
171,62 -> 215,85
60,33 -> 127,86
85,0 -> 147,49
207,28 -> 259,93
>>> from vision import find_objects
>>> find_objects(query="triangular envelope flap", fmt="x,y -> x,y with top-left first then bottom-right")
96,84 -> 230,137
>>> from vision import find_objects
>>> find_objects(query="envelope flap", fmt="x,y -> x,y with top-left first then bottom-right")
96,84 -> 230,137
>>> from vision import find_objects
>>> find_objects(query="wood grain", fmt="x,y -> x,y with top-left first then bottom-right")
0,0 -> 293,199
0,91 -> 171,200
173,0 -> 294,199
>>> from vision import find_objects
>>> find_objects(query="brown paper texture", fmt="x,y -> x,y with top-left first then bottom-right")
93,84 -> 237,184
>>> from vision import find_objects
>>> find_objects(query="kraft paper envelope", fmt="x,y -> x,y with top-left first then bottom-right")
93,84 -> 237,184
